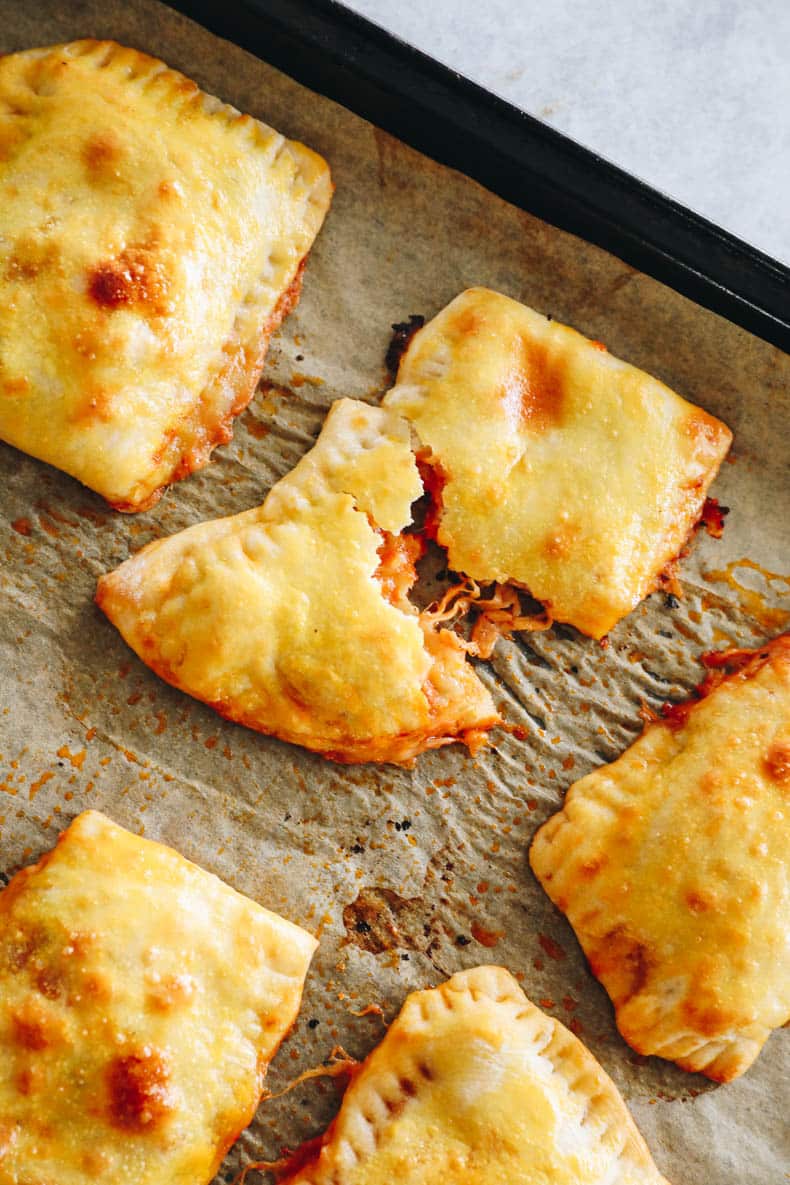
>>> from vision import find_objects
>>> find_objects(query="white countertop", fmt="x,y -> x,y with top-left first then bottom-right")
344,0 -> 790,266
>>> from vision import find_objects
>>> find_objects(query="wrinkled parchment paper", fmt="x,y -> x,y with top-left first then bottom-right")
1,2 -> 788,1181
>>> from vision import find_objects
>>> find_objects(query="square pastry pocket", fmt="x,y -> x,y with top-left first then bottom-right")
279,966 -> 670,1184
384,287 -> 731,638
531,635 -> 790,1081
0,40 -> 331,509
0,810 -> 317,1184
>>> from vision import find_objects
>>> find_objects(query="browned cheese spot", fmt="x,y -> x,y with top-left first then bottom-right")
2,376 -> 30,396
88,245 -> 171,315
5,236 -> 60,282
3,923 -> 44,974
147,973 -> 196,1012
11,1001 -> 57,1051
681,997 -> 736,1039
578,855 -> 607,880
107,1047 -> 174,1132
0,121 -> 26,163
765,739 -> 790,785
503,334 -> 565,433
590,928 -> 651,1004
685,888 -> 716,914
82,131 -> 123,181
15,1066 -> 43,1096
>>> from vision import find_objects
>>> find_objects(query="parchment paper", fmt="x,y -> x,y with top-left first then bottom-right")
1,2 -> 788,1182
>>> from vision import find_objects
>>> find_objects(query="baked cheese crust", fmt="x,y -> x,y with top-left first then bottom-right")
0,809 -> 317,1185
96,399 -> 498,763
281,966 -> 669,1184
384,287 -> 732,638
0,40 -> 331,510
530,635 -> 790,1082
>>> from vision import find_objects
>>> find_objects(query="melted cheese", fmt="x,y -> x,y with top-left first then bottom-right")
0,40 -> 331,509
282,966 -> 669,1185
0,810 -> 317,1185
530,635 -> 790,1082
384,287 -> 732,638
96,399 -> 497,763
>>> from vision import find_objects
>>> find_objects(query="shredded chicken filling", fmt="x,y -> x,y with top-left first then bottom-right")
421,578 -> 552,659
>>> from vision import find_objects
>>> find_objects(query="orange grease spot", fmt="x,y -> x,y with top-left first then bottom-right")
29,770 -> 54,799
538,933 -> 566,961
471,922 -> 504,948
57,745 -> 86,770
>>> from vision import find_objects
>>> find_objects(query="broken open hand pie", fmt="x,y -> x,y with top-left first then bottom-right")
97,399 -> 498,763
384,287 -> 732,639
0,810 -> 316,1185
0,40 -> 331,510
280,965 -> 669,1184
531,634 -> 790,1082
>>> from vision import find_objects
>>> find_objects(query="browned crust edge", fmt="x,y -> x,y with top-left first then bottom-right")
109,258 -> 308,513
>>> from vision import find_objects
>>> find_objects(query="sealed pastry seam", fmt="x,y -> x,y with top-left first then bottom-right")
0,809 -> 317,1185
279,965 -> 670,1183
0,39 -> 332,509
97,399 -> 498,764
530,634 -> 790,1082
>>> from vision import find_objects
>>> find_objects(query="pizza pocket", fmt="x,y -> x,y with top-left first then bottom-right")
0,809 -> 316,1185
384,287 -> 731,638
531,634 -> 790,1081
96,399 -> 498,764
280,965 -> 670,1184
0,40 -> 331,510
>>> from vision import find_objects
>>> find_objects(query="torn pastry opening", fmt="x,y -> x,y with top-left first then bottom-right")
414,448 -> 553,656
363,523 -> 498,762
421,578 -> 552,659
417,448 -> 728,635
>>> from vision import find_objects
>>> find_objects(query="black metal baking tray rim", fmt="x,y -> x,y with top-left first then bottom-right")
168,0 -> 790,355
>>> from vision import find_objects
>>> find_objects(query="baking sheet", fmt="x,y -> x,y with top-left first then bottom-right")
1,1 -> 788,1181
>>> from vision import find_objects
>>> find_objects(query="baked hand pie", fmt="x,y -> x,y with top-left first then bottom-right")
0,40 -> 331,510
383,287 -> 732,638
0,810 -> 316,1185
96,399 -> 498,763
530,634 -> 790,1082
279,965 -> 670,1184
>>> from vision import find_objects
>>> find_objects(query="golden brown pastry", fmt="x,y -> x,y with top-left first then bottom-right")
384,287 -> 732,638
530,635 -> 790,1082
0,40 -> 331,510
280,966 -> 670,1184
96,399 -> 498,763
0,810 -> 316,1185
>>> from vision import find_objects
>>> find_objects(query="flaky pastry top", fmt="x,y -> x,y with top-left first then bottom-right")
531,635 -> 790,1081
0,40 -> 331,507
385,287 -> 731,638
283,965 -> 669,1184
0,810 -> 316,1185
